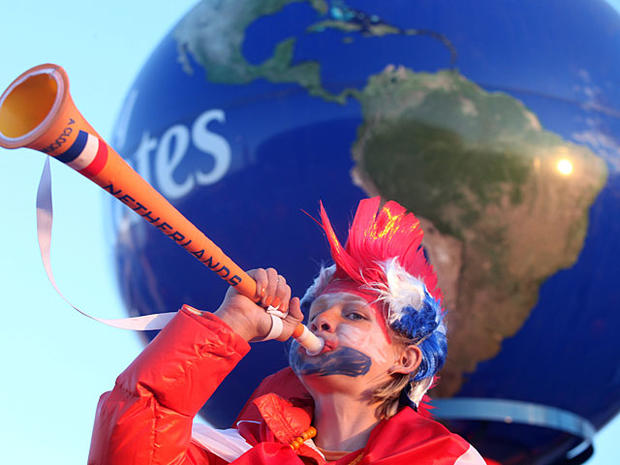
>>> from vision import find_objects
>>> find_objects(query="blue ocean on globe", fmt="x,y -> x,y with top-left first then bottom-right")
108,1 -> 620,463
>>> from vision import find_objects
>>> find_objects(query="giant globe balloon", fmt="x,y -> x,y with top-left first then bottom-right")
108,1 -> 620,463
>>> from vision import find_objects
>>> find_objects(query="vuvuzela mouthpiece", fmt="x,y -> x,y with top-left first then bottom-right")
300,328 -> 325,356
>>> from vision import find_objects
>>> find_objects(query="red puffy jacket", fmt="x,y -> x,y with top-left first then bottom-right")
88,306 -> 484,465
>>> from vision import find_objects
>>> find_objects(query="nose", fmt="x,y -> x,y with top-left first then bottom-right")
311,308 -> 338,333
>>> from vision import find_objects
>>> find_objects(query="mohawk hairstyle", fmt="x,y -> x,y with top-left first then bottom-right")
301,197 -> 447,408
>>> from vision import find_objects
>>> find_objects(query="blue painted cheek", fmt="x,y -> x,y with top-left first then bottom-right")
288,344 -> 372,377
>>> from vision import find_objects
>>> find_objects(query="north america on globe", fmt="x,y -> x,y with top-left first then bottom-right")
172,0 -> 608,396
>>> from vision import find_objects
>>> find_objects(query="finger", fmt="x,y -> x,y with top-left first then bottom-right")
273,275 -> 291,312
250,268 -> 268,301
263,267 -> 278,306
277,298 -> 304,342
288,297 -> 303,323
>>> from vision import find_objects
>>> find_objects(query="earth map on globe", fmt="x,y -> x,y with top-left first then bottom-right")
173,0 -> 608,398
109,0 -> 620,462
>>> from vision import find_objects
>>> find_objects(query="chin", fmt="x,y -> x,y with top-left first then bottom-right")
299,371 -> 362,396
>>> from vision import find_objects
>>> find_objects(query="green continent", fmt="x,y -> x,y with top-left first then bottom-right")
173,0 -> 348,103
172,0 -> 449,102
352,66 -> 608,396
363,120 -> 530,237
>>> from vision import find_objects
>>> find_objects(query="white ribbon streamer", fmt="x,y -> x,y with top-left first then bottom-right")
191,423 -> 253,462
36,158 -> 175,331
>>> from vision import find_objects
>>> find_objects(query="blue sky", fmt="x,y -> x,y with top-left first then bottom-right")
0,1 -> 618,464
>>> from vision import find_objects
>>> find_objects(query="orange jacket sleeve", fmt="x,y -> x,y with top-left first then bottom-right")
88,306 -> 251,465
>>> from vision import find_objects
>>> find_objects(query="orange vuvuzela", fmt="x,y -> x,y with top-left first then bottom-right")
0,63 -> 322,354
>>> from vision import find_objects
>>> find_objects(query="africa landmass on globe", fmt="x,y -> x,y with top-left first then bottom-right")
172,0 -> 608,396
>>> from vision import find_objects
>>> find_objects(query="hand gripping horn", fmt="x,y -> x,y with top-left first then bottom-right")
0,63 -> 322,355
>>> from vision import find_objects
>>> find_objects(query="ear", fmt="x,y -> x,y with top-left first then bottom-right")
391,344 -> 423,375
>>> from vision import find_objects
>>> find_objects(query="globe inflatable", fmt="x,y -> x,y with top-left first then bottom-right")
108,1 -> 620,463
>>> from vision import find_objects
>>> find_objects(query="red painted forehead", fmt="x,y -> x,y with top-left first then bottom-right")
317,279 -> 391,341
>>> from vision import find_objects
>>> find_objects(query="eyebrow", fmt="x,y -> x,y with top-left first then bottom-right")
308,295 -> 370,320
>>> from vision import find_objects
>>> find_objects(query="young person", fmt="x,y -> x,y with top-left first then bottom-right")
88,197 -> 485,465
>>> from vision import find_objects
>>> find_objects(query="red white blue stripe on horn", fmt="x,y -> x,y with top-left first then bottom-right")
55,130 -> 108,177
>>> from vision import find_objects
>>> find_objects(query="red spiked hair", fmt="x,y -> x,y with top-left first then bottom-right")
302,197 -> 448,411
317,196 -> 442,304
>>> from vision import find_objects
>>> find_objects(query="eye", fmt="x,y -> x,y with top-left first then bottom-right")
345,311 -> 366,321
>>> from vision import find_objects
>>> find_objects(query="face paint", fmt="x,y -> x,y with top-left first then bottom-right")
289,343 -> 371,377
338,324 -> 389,365
317,282 -> 391,341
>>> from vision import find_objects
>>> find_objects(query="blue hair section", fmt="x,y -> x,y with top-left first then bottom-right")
389,291 -> 447,382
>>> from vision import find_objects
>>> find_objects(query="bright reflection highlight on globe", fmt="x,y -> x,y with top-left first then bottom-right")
556,158 -> 574,176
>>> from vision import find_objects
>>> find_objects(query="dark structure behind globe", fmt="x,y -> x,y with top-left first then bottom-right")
109,1 -> 620,463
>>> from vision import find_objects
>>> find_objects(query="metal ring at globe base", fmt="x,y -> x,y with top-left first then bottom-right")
433,398 -> 596,463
